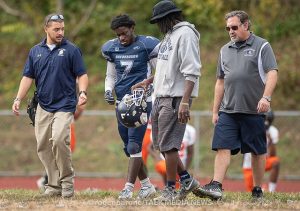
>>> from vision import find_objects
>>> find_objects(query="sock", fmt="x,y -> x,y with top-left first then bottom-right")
179,170 -> 191,181
167,181 -> 176,189
124,182 -> 134,192
268,182 -> 277,192
140,178 -> 152,188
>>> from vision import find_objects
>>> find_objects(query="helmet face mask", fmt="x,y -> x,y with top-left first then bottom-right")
116,88 -> 148,128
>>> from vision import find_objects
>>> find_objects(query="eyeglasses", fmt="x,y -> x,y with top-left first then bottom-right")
225,24 -> 242,31
46,14 -> 64,25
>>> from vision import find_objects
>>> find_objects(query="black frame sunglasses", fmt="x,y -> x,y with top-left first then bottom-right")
225,24 -> 242,32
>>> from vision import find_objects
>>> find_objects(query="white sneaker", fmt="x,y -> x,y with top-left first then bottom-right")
153,186 -> 177,202
137,184 -> 156,200
118,188 -> 133,200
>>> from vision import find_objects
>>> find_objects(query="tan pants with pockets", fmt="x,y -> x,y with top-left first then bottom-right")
35,104 -> 74,192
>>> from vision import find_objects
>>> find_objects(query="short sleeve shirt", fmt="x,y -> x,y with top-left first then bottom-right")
23,38 -> 86,113
217,33 -> 278,114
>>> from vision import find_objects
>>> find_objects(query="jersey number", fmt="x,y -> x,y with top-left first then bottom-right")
120,60 -> 134,79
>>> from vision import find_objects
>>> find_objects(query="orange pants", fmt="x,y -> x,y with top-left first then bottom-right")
243,156 -> 279,192
70,123 -> 76,152
142,128 -> 151,165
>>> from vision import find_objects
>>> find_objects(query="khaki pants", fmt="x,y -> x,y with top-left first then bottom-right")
35,104 -> 74,191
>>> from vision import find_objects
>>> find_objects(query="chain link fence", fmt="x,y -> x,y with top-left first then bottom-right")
0,110 -> 299,179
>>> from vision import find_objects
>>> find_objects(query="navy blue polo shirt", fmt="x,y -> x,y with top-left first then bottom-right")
23,38 -> 86,113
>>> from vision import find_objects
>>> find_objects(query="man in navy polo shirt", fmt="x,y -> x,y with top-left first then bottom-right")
12,13 -> 88,198
198,10 -> 278,200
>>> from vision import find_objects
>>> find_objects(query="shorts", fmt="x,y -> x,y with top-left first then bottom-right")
212,112 -> 266,155
151,97 -> 190,152
117,102 -> 152,157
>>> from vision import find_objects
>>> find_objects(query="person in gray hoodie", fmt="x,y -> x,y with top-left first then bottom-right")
132,0 -> 202,202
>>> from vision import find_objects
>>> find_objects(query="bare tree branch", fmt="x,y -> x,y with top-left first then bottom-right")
0,0 -> 28,20
69,0 -> 97,40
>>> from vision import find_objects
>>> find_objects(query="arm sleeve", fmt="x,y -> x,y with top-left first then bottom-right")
216,52 -> 225,79
261,43 -> 278,73
101,41 -> 114,62
178,31 -> 201,83
149,58 -> 157,71
149,42 -> 160,60
72,48 -> 87,76
105,61 -> 117,92
22,49 -> 35,78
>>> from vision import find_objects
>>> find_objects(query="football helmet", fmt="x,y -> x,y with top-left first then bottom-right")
116,88 -> 148,128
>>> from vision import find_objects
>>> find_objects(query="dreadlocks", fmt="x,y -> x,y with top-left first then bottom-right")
110,14 -> 136,30
157,12 -> 183,34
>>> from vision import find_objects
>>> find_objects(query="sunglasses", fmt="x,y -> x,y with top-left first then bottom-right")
46,14 -> 64,25
225,24 -> 242,31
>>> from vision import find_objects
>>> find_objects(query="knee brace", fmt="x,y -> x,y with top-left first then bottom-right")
127,142 -> 141,155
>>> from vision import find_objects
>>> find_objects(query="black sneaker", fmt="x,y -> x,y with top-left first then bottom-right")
252,186 -> 263,199
197,180 -> 223,200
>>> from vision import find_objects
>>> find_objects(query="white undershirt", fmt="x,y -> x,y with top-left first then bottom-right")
47,44 -> 56,51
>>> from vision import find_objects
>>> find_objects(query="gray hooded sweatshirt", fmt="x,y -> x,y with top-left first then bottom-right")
153,21 -> 201,97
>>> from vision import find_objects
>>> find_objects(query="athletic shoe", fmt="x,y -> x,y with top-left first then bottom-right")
197,180 -> 223,200
40,188 -> 61,198
118,188 -> 133,200
177,177 -> 200,200
153,186 -> 177,202
252,186 -> 263,199
137,184 -> 156,200
62,186 -> 74,198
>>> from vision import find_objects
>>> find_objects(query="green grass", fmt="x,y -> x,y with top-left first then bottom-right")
0,189 -> 299,210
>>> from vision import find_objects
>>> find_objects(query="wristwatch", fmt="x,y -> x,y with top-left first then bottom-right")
262,96 -> 271,102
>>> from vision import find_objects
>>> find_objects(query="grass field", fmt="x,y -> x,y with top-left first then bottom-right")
0,190 -> 300,210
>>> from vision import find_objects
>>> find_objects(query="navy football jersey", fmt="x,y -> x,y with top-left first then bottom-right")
101,35 -> 159,100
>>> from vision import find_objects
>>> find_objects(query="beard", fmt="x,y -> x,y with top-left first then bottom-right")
48,34 -> 64,45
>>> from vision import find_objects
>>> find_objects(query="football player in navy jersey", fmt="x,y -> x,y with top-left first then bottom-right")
101,14 -> 159,200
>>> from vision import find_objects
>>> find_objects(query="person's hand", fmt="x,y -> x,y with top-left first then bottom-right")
104,90 -> 115,105
212,112 -> 219,125
178,102 -> 190,124
12,98 -> 21,116
131,79 -> 149,92
257,97 -> 270,113
78,91 -> 87,106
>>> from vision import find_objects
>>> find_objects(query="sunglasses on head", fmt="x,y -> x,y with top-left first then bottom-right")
46,14 -> 64,25
225,24 -> 242,31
